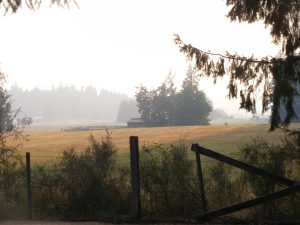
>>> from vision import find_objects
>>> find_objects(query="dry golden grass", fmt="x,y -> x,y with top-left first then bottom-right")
15,123 -> 300,164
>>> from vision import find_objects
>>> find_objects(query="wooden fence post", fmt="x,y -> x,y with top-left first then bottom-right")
129,136 -> 141,220
192,144 -> 207,213
25,152 -> 32,219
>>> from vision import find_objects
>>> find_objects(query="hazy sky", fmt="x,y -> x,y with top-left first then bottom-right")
0,0 -> 280,115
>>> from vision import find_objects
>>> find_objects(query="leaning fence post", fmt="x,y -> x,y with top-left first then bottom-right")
25,152 -> 32,219
129,136 -> 141,220
192,144 -> 207,213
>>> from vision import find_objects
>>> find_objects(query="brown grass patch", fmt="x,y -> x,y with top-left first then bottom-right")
15,124 -> 300,163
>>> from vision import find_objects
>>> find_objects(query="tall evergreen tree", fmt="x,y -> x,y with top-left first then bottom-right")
174,0 -> 300,130
173,67 -> 212,125
151,73 -> 176,125
135,85 -> 152,123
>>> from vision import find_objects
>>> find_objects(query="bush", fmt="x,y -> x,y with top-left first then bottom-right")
240,138 -> 287,196
3,129 -> 300,220
205,162 -> 245,210
32,133 -> 130,218
239,136 -> 300,217
0,86 -> 29,218
0,156 -> 26,218
202,134 -> 300,219
140,142 -> 198,217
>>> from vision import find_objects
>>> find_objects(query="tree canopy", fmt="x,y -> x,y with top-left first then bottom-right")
175,0 -> 300,131
135,69 -> 212,126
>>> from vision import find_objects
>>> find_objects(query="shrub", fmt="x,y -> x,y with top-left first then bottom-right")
240,138 -> 286,196
202,134 -> 300,218
239,136 -> 300,217
205,162 -> 244,210
32,132 -> 130,218
0,156 -> 26,218
0,86 -> 29,218
140,142 -> 198,217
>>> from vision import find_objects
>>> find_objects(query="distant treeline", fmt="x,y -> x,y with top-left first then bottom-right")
8,85 -> 132,122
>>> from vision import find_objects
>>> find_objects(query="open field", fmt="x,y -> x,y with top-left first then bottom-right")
15,123 -> 300,164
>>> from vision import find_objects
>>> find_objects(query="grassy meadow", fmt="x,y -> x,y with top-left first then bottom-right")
16,123 -> 300,164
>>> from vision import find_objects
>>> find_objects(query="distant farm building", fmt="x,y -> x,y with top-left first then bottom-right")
127,118 -> 144,127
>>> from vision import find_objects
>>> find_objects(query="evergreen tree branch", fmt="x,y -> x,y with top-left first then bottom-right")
0,0 -> 78,13
174,34 -> 300,131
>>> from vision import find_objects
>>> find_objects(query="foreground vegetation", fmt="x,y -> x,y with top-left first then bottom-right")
1,125 -> 300,220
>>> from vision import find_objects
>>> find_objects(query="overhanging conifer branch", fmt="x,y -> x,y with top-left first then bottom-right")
174,34 -> 300,131
174,34 -> 273,65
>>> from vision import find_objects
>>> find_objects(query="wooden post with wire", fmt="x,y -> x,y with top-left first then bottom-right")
129,136 -> 141,221
25,152 -> 32,219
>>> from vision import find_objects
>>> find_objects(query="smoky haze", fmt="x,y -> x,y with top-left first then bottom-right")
8,84 -> 133,123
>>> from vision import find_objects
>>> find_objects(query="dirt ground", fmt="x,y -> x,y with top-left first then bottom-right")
0,222 -> 194,225
1,221 -> 105,225
1,221 -> 106,225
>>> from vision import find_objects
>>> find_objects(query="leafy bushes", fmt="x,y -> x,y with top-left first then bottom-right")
32,133 -> 130,218
135,68 -> 212,127
0,156 -> 26,218
32,139 -> 201,218
0,87 -> 29,218
238,134 -> 300,217
140,143 -> 198,217
202,132 -> 300,218
1,130 -> 300,220
205,162 -> 244,210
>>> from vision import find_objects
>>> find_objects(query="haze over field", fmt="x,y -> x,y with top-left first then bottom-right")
8,84 -> 132,122
0,0 -> 280,118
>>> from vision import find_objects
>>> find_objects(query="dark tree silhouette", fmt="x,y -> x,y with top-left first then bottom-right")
135,69 -> 212,126
175,0 -> 300,130
136,74 -> 176,126
173,67 -> 212,125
